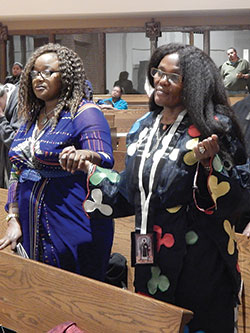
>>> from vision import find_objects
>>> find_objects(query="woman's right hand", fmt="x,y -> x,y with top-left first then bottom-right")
0,218 -> 22,251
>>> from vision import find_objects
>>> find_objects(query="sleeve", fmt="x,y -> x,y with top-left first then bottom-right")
245,60 -> 250,74
193,151 -> 250,219
116,100 -> 128,110
74,104 -> 114,168
220,64 -> 225,79
83,166 -> 135,219
5,164 -> 21,212
193,114 -> 250,216
0,91 -> 20,149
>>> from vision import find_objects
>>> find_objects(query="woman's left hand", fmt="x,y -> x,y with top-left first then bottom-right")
194,134 -> 220,167
59,146 -> 93,174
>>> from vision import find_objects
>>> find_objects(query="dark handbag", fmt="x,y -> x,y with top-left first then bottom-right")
105,252 -> 128,289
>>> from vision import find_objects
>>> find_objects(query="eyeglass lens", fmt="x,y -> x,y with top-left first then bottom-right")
151,68 -> 180,84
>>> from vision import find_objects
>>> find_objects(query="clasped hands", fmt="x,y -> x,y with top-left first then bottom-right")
59,146 -> 92,174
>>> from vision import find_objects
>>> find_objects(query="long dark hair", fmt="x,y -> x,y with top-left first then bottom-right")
18,43 -> 92,128
147,43 -> 246,161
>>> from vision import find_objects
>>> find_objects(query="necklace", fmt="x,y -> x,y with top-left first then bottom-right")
40,108 -> 55,126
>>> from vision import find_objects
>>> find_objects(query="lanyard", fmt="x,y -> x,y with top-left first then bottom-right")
138,110 -> 187,234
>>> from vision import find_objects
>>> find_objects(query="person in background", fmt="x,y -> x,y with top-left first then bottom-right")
97,85 -> 128,110
0,43 -> 114,282
221,47 -> 250,94
232,95 -> 250,236
4,62 -> 23,85
114,71 -> 135,94
60,43 -> 250,332
0,83 -> 20,188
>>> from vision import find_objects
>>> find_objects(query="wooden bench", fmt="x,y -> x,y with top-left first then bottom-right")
236,233 -> 250,332
94,94 -> 149,107
0,189 -> 193,333
96,94 -> 246,108
113,150 -> 126,172
229,95 -> 247,106
104,108 -> 148,135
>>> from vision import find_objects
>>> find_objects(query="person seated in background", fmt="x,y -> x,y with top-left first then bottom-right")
97,85 -> 128,110
0,83 -> 20,188
4,62 -> 23,85
114,71 -> 136,94
220,47 -> 250,95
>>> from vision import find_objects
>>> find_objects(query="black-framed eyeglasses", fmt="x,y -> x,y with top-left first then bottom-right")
30,70 -> 60,80
150,67 -> 182,84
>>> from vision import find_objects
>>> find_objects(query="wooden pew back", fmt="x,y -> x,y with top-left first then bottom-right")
94,94 -> 149,108
104,108 -> 148,134
229,95 -> 246,106
0,250 -> 193,333
236,233 -> 250,333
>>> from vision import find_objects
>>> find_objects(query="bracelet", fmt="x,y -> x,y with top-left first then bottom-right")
6,213 -> 19,222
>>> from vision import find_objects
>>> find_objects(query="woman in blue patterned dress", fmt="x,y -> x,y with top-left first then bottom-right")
60,44 -> 250,332
0,43 -> 114,281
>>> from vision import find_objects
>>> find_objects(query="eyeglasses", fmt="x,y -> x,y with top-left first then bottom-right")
30,70 -> 60,80
150,67 -> 182,84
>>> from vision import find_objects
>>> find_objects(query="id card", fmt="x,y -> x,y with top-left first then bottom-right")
131,232 -> 156,267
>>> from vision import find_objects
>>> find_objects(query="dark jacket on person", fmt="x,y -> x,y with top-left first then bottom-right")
232,95 -> 250,232
0,86 -> 20,188
232,95 -> 250,157
4,75 -> 21,85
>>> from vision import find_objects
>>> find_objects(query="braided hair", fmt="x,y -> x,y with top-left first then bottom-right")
18,43 -> 92,128
147,43 -> 246,160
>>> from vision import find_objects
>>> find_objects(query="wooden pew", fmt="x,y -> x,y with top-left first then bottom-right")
0,189 -> 193,333
104,108 -> 148,135
0,251 -> 193,333
104,113 -> 115,127
110,126 -> 117,150
97,94 -> 246,109
94,94 -> 149,107
229,95 -> 246,106
113,150 -> 126,172
236,233 -> 250,333
116,136 -> 127,151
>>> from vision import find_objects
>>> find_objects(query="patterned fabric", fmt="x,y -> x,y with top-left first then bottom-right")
83,110 -> 250,332
7,99 -> 114,281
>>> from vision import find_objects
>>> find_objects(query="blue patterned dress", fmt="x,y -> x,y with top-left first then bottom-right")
7,100 -> 114,281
